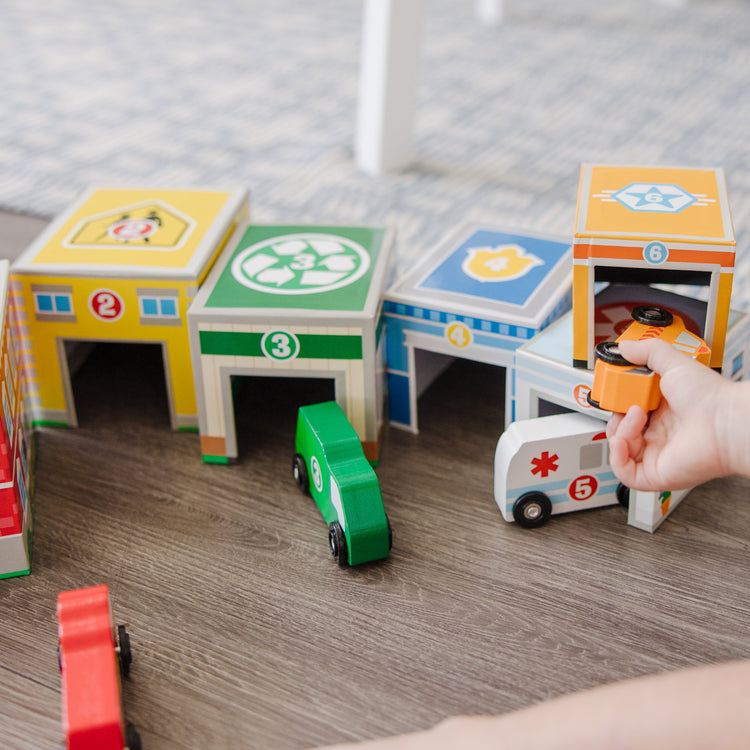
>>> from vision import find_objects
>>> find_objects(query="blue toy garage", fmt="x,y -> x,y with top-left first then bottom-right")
384,223 -> 573,432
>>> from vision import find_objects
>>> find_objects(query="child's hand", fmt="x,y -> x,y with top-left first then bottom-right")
606,337 -> 736,491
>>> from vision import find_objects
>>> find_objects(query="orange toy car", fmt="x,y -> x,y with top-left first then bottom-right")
588,305 -> 711,413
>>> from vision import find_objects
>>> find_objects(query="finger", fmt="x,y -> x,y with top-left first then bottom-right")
616,337 -> 691,375
608,435 -> 638,487
606,412 -> 623,438
607,405 -> 648,488
608,434 -> 628,469
613,404 -> 648,442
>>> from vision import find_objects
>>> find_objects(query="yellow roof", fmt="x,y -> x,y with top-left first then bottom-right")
13,187 -> 248,280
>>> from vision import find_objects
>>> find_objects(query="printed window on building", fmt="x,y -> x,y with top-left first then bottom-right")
137,289 -> 181,326
17,459 -> 27,513
2,383 -> 10,442
6,331 -> 16,383
4,355 -> 14,405
17,425 -> 27,488
32,285 -> 75,321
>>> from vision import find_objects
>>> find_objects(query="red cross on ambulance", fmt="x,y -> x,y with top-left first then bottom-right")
531,450 -> 559,478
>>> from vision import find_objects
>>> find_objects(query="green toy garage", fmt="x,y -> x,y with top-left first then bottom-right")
187,224 -> 394,464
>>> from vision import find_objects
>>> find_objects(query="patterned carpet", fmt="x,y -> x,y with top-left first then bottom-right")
1,0 -> 749,305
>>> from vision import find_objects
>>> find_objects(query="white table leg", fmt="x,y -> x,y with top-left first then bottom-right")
355,0 -> 426,175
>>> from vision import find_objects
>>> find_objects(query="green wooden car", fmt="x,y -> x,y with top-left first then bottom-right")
293,401 -> 391,566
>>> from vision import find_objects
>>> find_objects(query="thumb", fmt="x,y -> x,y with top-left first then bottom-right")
616,337 -> 692,376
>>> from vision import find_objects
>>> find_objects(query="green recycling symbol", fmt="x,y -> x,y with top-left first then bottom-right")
231,233 -> 371,295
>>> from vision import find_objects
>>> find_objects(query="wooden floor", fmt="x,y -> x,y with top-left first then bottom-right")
1,211 -> 750,750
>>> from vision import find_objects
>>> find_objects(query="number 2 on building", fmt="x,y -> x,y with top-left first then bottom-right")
89,289 -> 124,322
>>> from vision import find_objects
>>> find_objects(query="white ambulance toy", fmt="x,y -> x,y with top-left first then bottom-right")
494,412 -> 628,528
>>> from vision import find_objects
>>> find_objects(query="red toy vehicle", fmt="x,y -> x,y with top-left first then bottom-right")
57,584 -> 142,750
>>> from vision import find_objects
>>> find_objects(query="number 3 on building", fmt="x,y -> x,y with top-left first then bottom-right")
261,330 -> 300,361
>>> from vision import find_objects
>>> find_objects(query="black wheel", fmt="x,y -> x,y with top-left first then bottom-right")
594,341 -> 631,366
512,492 -> 552,528
386,515 -> 393,550
125,722 -> 142,750
631,305 -> 673,327
328,522 -> 348,566
117,624 -> 133,678
616,483 -> 631,509
292,454 -> 309,494
586,391 -> 601,409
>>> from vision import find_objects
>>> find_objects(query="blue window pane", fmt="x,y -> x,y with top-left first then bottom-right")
18,428 -> 28,483
3,392 -> 10,441
159,298 -> 177,317
55,295 -> 72,312
36,294 -> 53,312
142,298 -> 159,316
19,472 -> 27,512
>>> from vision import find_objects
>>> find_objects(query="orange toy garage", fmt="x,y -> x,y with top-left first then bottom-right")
573,164 -> 735,371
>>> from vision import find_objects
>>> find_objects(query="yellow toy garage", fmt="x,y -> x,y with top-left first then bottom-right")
11,186 -> 248,430
572,164 -> 735,370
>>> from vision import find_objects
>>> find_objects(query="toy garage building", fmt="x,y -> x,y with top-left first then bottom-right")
384,224 -> 572,432
187,224 -> 394,464
573,164 -> 735,370
0,261 -> 33,578
10,187 -> 248,430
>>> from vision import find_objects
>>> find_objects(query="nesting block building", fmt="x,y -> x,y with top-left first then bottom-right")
384,224 -> 573,432
10,187 -> 248,430
573,164 -> 735,369
188,224 -> 395,464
